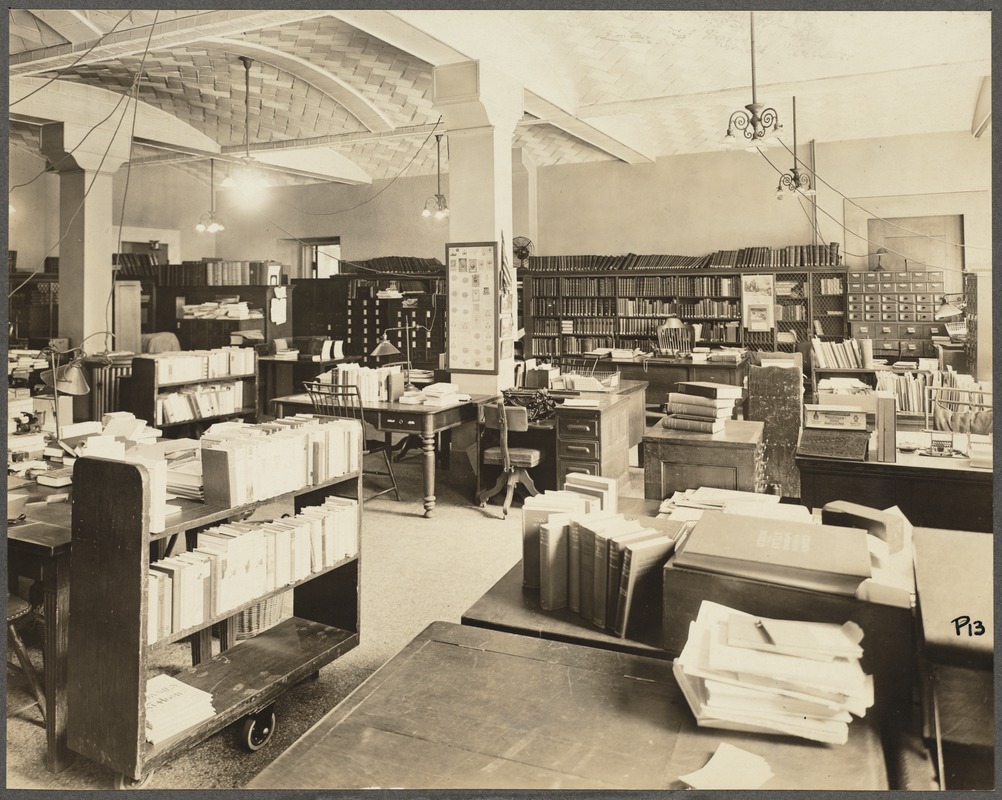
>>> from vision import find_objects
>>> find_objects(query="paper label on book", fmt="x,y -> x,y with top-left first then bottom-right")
803,405 -> 867,430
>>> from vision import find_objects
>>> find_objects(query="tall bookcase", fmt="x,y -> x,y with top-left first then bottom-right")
522,265 -> 846,358
66,444 -> 362,786
293,274 -> 446,369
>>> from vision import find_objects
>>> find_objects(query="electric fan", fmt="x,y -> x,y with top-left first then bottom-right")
512,236 -> 535,268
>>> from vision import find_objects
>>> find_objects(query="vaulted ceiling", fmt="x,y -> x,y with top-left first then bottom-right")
8,9 -> 992,188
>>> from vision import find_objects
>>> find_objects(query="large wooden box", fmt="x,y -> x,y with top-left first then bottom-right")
661,560 -> 915,718
643,419 -> 764,500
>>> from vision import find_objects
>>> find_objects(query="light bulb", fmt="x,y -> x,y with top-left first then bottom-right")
723,131 -> 737,146
195,221 -> 207,232
434,209 -> 445,220
421,207 -> 432,218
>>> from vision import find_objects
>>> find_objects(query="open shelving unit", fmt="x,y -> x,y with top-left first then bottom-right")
66,447 -> 363,786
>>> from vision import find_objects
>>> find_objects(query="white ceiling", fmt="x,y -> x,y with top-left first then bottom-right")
7,9 -> 992,184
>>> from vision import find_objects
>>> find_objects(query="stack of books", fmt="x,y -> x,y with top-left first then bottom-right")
662,382 -> 743,434
319,363 -> 403,404
522,474 -> 684,639
145,675 -> 216,745
674,600 -> 873,745
421,382 -> 460,406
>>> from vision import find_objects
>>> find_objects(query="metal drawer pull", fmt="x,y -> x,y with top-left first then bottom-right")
566,445 -> 590,453
566,424 -> 590,432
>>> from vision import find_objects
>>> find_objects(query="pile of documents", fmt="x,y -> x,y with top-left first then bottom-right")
657,486 -> 813,527
145,674 -> 216,745
674,600 -> 873,745
420,382 -> 461,406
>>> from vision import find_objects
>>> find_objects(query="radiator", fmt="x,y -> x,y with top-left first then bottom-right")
89,360 -> 133,420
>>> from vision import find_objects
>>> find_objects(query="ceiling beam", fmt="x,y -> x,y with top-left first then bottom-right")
328,10 -> 468,67
9,10 -> 333,76
197,36 -> 394,134
31,10 -> 104,44
971,76 -> 991,139
523,92 -> 653,164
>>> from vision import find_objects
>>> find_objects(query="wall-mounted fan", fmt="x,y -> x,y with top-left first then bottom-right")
512,236 -> 535,268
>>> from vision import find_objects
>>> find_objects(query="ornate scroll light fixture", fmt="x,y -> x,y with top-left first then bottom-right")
420,134 -> 449,220
723,11 -> 782,150
221,56 -> 270,191
776,96 -> 816,199
195,159 -> 225,233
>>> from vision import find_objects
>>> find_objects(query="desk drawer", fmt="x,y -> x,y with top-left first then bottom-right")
379,414 -> 421,432
557,415 -> 599,439
557,460 -> 601,481
557,439 -> 600,461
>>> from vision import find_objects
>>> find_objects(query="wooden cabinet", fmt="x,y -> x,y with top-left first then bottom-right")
643,419 -> 765,500
155,285 -> 294,350
9,272 -> 59,344
847,268 -> 947,359
66,447 -> 362,784
611,356 -> 748,408
122,354 -> 258,432
555,393 -> 632,485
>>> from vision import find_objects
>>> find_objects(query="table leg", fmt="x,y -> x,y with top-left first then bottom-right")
41,554 -> 72,772
421,431 -> 437,518
437,431 -> 452,470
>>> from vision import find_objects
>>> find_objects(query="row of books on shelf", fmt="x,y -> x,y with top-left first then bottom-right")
523,473 -> 684,639
527,253 -> 707,272
811,336 -> 865,369
159,260 -> 286,286
180,300 -> 262,320
616,298 -> 737,318
145,347 -> 255,384
157,382 -> 247,425
146,496 -> 359,643
200,416 -> 362,507
112,252 -> 162,279
617,275 -> 739,296
874,367 -> 987,415
343,256 -> 445,274
559,318 -> 614,335
706,243 -> 841,269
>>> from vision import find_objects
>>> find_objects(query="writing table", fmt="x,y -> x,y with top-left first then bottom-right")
7,499 -> 73,772
248,621 -> 887,790
797,445 -> 992,532
271,392 -> 487,517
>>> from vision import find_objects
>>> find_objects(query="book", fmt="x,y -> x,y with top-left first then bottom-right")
666,392 -> 739,410
592,518 -> 648,629
675,381 -> 744,400
563,473 -> 618,513
661,415 -> 725,434
539,514 -> 571,611
35,467 -> 74,487
576,513 -> 625,621
604,527 -> 664,630
673,511 -> 872,596
567,509 -> 622,613
521,492 -> 591,588
613,534 -> 676,638
665,402 -> 733,419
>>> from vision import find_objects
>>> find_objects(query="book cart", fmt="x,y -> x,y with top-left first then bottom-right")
65,438 -> 362,788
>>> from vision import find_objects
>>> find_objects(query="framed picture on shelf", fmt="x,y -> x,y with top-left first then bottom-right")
445,241 -> 499,374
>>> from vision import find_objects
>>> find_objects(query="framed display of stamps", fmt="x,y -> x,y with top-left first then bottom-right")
446,241 -> 499,374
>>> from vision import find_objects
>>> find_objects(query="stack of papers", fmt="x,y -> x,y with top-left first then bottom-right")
144,674 -> 216,745
674,601 -> 873,745
657,486 -> 785,526
421,382 -> 460,406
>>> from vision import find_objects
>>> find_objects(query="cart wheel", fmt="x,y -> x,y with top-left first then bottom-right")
240,709 -> 276,752
114,770 -> 154,790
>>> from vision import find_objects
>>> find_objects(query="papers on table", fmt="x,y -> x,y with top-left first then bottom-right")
679,743 -> 773,790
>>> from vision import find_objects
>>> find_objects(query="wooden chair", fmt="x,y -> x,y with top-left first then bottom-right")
303,382 -> 400,503
551,355 -> 599,377
7,594 -> 46,725
477,398 -> 543,517
656,319 -> 695,356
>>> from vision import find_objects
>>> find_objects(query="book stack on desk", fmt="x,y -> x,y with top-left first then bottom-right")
662,382 -> 743,433
674,600 -> 873,744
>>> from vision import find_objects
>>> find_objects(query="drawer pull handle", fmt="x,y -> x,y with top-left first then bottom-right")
566,445 -> 590,453
566,424 -> 590,432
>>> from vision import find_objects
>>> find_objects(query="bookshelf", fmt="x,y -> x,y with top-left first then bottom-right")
66,434 -> 363,787
522,261 -> 846,358
8,272 -> 59,343
122,353 -> 258,431
155,285 -> 294,350
292,274 -> 446,368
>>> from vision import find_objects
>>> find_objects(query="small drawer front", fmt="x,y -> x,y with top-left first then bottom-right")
898,312 -> 916,322
557,415 -> 599,439
926,270 -> 944,281
897,303 -> 915,313
914,293 -> 932,304
864,312 -> 880,321
848,282 -> 864,293
558,460 -> 601,481
896,282 -> 911,292
699,368 -> 737,385
916,312 -> 933,322
896,293 -> 915,303
881,312 -> 899,321
927,324 -> 947,337
911,282 -> 928,292
847,293 -> 863,303
863,294 -> 880,304
380,415 -> 420,431
914,303 -> 932,314
910,270 -> 927,280
557,438 -> 600,460
879,325 -> 896,335
927,281 -> 945,293
880,303 -> 897,313
848,272 -> 865,280
852,323 -> 872,336
900,325 -> 922,339
901,340 -> 920,353
875,340 -> 900,353
864,303 -> 880,312
847,303 -> 862,313
847,312 -> 863,321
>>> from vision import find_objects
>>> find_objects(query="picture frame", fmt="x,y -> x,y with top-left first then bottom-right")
445,241 -> 500,374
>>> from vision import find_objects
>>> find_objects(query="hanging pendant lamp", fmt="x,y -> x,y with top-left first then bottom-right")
195,159 -> 226,233
775,97 -> 816,199
421,134 -> 449,220
723,12 -> 782,149
221,56 -> 269,191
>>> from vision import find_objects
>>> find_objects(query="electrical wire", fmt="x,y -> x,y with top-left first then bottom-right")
9,67 -> 137,300
755,147 -> 968,275
104,13 -> 158,345
267,117 -> 443,217
778,139 -> 988,252
9,10 -> 134,108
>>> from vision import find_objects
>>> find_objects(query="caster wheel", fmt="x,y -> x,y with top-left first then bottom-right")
240,709 -> 276,751
479,502 -> 486,508
114,770 -> 154,790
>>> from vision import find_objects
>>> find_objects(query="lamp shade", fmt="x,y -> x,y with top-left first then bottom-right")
370,338 -> 401,358
41,362 -> 91,395
934,297 -> 965,320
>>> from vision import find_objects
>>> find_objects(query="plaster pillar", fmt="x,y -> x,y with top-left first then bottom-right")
40,121 -> 130,353
512,147 -> 539,249
434,61 -> 523,397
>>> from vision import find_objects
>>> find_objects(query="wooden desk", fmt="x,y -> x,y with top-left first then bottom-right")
255,356 -> 344,420
7,505 -> 73,772
643,419 -> 765,499
797,449 -> 992,532
272,392 -> 486,517
248,621 -> 887,790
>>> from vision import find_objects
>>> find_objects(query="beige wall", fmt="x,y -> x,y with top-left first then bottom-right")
8,145 -> 60,273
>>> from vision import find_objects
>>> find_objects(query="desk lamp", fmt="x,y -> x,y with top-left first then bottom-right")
934,294 -> 966,320
370,322 -> 431,396
39,332 -> 114,447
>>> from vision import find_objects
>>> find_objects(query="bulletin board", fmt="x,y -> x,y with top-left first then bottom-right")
445,241 -> 499,374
